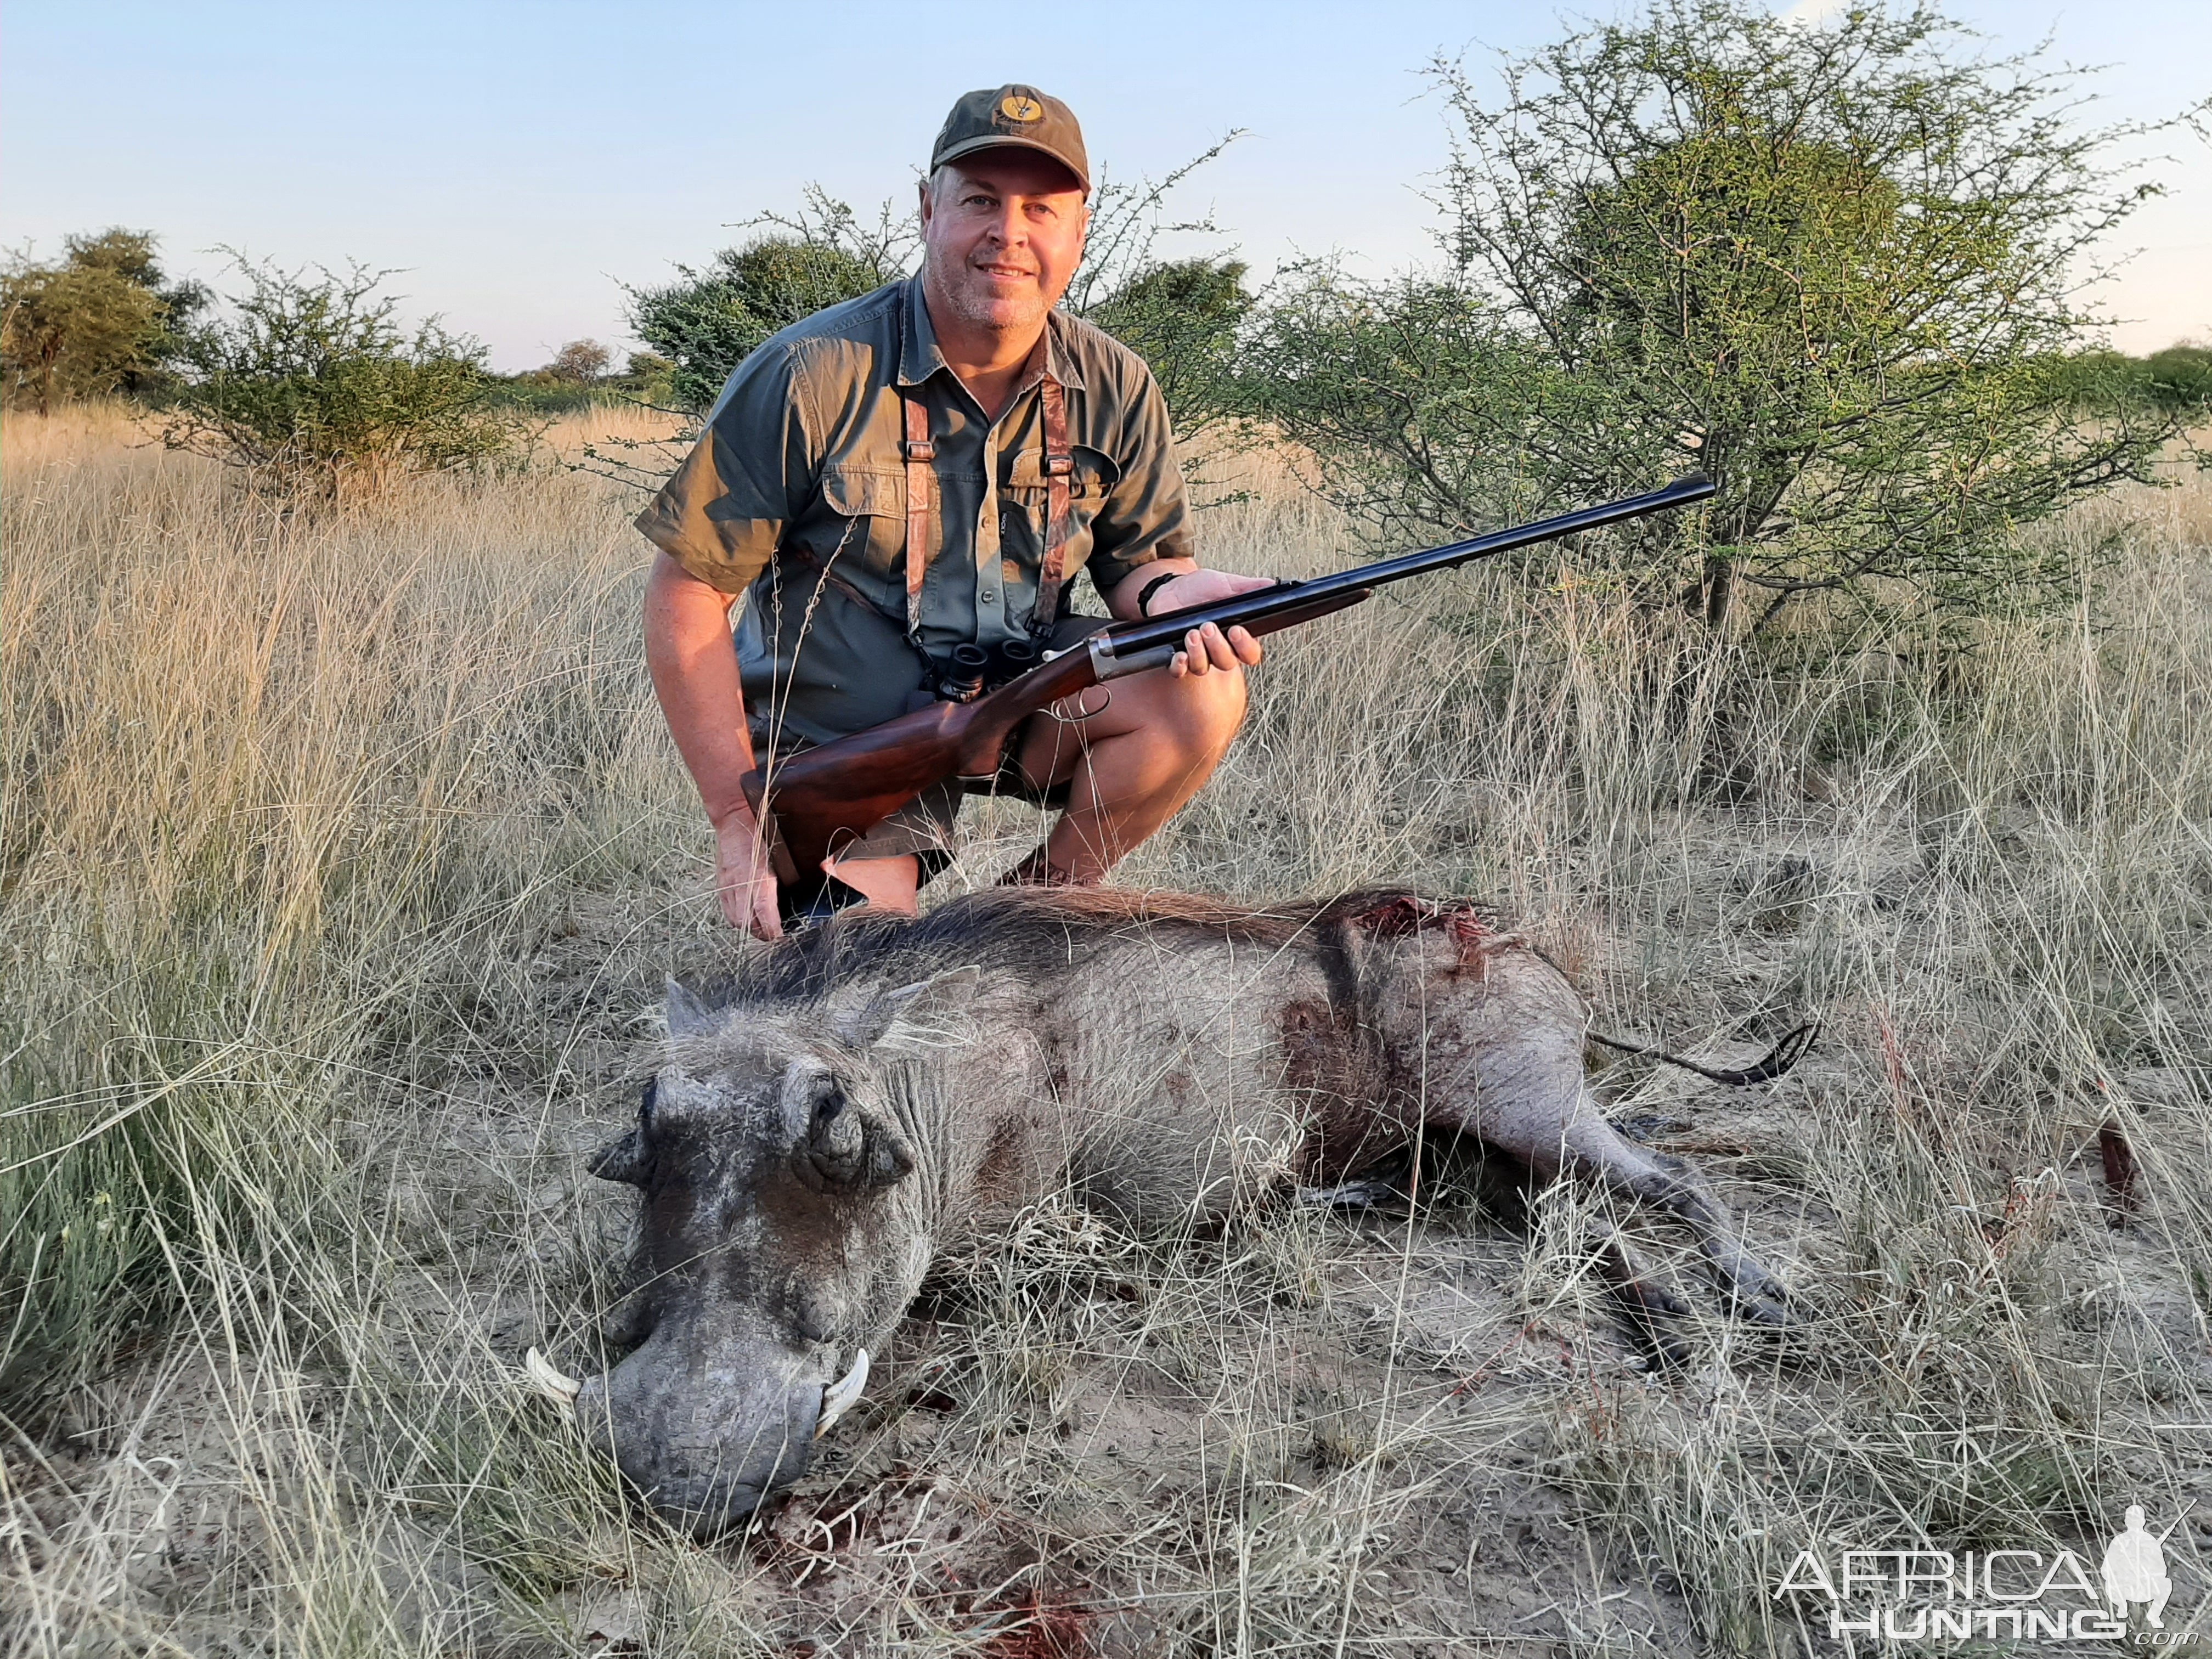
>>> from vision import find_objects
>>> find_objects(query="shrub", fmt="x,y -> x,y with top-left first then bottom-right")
2145,343 -> 2212,410
495,341 -> 632,415
1,229 -> 205,411
544,338 -> 612,383
629,235 -> 892,413
162,256 -> 531,503
625,154 -> 1248,428
2053,343 -> 2212,415
1239,2 -> 2202,639
619,351 -> 676,404
1082,256 -> 1251,444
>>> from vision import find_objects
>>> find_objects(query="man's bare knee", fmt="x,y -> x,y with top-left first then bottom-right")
823,854 -> 920,915
1175,663 -> 1248,755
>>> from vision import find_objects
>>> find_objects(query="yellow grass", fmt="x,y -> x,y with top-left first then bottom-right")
3,404 -> 2208,1655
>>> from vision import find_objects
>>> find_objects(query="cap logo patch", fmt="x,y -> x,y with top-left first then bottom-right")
998,93 -> 1043,123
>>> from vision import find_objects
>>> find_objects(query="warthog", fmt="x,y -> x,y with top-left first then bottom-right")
534,888 -> 1796,1537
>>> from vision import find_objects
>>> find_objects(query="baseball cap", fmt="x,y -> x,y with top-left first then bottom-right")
930,84 -> 1090,196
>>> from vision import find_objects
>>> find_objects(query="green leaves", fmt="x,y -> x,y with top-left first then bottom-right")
1241,1 -> 2202,642
628,236 -> 891,413
160,256 -> 529,503
1084,255 -> 1251,439
1,228 -> 204,412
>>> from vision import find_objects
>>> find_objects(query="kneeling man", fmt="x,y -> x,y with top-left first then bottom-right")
639,83 -> 1268,938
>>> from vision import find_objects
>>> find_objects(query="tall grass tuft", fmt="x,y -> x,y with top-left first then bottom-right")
1,402 -> 689,1400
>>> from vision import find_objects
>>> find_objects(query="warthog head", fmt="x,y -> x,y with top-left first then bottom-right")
575,978 -> 938,1537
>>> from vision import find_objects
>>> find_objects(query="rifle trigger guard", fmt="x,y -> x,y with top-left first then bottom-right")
1045,686 -> 1111,725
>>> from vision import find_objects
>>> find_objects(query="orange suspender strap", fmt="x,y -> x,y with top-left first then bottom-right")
1031,379 -> 1075,636
900,391 -> 934,637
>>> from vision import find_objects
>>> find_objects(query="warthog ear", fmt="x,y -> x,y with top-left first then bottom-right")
664,977 -> 716,1039
830,979 -> 933,1049
830,970 -> 982,1052
589,1130 -> 649,1186
791,1068 -> 915,1191
589,1079 -> 657,1187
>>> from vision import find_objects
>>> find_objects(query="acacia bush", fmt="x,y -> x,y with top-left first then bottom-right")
163,257 -> 531,503
629,238 -> 887,413
1085,255 -> 1250,445
626,189 -> 908,413
1,229 -> 205,412
1238,1 -> 2203,640
595,163 -> 1248,497
2061,343 -> 2212,414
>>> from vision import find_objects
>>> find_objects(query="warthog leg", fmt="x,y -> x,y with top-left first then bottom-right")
1552,1109 -> 1792,1327
1591,1226 -> 1696,1369
1432,1029 -> 1792,1328
1362,896 -> 1793,1330
1296,1148 -> 1415,1211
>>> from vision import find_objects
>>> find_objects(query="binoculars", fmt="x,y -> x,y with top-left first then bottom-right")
932,639 -> 1040,704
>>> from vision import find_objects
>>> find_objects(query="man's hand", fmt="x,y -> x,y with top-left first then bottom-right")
712,806 -> 784,940
1133,567 -> 1272,679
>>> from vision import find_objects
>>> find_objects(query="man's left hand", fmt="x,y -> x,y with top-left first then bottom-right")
1143,568 -> 1272,679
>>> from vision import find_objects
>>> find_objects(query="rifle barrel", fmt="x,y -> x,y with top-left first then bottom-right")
1102,473 -> 1714,657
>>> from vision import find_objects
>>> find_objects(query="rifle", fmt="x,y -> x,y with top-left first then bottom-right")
741,473 -> 1716,906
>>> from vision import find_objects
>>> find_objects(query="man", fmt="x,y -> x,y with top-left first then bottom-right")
638,83 -> 1269,939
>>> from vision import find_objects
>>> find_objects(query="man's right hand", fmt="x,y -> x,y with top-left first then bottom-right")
713,808 -> 784,940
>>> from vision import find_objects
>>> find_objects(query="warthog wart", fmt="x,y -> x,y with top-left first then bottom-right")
540,888 -> 1797,1537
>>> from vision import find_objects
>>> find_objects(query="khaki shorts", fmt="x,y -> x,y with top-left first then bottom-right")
749,616 -> 1110,876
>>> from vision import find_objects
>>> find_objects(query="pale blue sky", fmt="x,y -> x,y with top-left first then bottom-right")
4,0 -> 2204,370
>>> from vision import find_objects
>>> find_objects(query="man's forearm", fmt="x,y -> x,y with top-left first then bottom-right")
644,551 -> 757,825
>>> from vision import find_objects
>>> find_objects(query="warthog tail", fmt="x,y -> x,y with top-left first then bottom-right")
1587,1020 -> 1819,1087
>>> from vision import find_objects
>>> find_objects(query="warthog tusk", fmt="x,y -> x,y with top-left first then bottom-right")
815,1348 -> 870,1438
525,1347 -> 582,1412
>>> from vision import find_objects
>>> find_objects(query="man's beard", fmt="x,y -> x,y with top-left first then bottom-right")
925,245 -> 1047,336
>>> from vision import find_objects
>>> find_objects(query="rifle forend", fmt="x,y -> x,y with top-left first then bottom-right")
741,474 -> 1714,904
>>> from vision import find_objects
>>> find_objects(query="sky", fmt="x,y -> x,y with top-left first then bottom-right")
4,0 -> 2205,371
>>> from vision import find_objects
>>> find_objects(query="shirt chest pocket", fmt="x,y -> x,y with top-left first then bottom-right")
819,464 -> 910,576
1005,445 -> 1120,544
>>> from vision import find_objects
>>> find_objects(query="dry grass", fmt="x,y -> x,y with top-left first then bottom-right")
3,403 -> 2208,1656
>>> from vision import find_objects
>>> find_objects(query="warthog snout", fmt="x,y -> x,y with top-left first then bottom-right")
578,1323 -> 838,1539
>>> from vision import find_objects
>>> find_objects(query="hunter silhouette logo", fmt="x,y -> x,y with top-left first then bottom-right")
999,93 -> 1043,123
2102,1505 -> 2177,1629
1772,1503 -> 2192,1643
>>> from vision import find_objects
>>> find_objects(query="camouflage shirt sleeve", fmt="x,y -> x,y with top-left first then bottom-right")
633,346 -> 815,594
1083,363 -> 1194,599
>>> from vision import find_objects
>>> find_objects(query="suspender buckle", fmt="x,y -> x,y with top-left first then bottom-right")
902,439 -> 936,462
1043,452 -> 1074,477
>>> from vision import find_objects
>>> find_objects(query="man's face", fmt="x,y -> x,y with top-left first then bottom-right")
919,152 -> 1088,340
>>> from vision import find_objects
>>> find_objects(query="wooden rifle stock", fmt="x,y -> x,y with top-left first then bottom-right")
741,474 -> 1714,901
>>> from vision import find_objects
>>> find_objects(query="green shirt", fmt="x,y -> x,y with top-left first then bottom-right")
636,275 -> 1193,742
